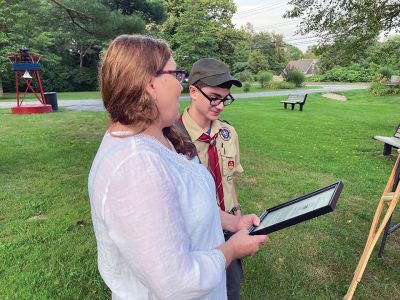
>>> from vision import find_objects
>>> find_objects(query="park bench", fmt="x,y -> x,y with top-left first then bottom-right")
373,123 -> 400,155
386,75 -> 400,86
280,94 -> 308,111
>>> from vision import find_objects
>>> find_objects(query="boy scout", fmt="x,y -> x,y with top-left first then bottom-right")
180,58 -> 244,300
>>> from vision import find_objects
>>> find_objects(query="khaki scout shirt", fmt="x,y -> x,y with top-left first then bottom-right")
181,108 -> 244,212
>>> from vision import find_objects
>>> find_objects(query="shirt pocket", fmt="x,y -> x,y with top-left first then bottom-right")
221,154 -> 236,177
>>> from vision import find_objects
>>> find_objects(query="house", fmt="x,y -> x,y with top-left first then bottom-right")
283,59 -> 319,77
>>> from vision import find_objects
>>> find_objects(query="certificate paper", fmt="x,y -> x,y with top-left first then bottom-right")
249,181 -> 343,235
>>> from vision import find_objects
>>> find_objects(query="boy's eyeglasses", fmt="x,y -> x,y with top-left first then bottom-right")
157,70 -> 188,83
195,86 -> 235,106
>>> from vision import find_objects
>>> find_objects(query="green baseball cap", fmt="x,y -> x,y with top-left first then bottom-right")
188,58 -> 242,87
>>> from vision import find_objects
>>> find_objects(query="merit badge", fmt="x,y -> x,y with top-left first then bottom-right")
228,160 -> 235,170
220,127 -> 231,141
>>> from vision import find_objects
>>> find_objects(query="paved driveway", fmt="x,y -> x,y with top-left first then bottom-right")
0,84 -> 369,112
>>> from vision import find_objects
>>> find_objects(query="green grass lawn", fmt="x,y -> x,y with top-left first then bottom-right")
0,91 -> 102,101
0,83 -> 320,102
0,89 -> 399,299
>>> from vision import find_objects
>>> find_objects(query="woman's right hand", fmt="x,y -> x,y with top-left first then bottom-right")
218,230 -> 268,267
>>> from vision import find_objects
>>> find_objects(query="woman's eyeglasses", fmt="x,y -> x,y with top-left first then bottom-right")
157,70 -> 188,83
195,86 -> 235,106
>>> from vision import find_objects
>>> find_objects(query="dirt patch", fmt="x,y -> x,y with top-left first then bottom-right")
27,213 -> 48,221
0,235 -> 11,241
321,93 -> 347,101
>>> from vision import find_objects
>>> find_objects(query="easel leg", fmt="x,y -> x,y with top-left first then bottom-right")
378,215 -> 393,258
344,153 -> 400,299
344,196 -> 398,299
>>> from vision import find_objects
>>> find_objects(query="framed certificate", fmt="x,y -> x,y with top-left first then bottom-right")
249,181 -> 343,235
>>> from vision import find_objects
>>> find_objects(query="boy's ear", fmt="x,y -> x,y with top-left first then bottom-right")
188,85 -> 197,97
188,85 -> 196,92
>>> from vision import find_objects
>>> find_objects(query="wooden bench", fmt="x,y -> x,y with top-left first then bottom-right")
386,75 -> 400,86
373,123 -> 400,155
280,94 -> 308,111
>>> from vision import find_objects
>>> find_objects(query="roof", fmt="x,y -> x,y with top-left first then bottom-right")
283,59 -> 318,75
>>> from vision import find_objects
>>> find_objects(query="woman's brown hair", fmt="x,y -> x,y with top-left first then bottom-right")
100,34 -> 196,159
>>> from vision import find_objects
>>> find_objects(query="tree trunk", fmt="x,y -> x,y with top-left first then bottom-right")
79,46 -> 89,68
80,47 -> 84,68
0,77 -> 3,98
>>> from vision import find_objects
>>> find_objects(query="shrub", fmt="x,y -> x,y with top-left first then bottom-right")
379,66 -> 394,80
307,75 -> 324,82
277,81 -> 296,89
255,71 -> 273,87
286,70 -> 305,87
70,68 -> 98,91
243,82 -> 251,92
265,81 -> 296,89
370,82 -> 400,96
320,65 -> 376,82
234,70 -> 254,83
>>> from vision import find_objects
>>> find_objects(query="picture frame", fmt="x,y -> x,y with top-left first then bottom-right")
249,181 -> 344,235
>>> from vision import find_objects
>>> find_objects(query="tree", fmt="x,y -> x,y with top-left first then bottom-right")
367,35 -> 400,71
48,0 -> 148,68
247,50 -> 268,74
0,0 -> 58,96
161,0 -> 187,37
231,27 -> 252,73
101,0 -> 166,23
285,0 -> 400,62
169,2 -> 217,70
285,44 -> 303,61
167,0 -> 238,71
0,0 -> 168,94
303,47 -> 318,59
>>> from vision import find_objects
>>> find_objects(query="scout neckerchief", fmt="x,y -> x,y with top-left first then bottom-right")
179,114 -> 225,211
198,131 -> 225,211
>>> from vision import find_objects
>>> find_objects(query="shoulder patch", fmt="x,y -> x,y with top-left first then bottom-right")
220,127 -> 231,141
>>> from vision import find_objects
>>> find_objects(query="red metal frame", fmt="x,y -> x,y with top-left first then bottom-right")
14,70 -> 46,106
6,50 -> 50,114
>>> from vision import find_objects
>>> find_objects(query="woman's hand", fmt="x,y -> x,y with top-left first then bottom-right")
220,211 -> 260,233
218,230 -> 268,267
235,214 -> 260,231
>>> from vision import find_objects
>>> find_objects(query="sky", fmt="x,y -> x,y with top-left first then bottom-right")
232,0 -> 318,52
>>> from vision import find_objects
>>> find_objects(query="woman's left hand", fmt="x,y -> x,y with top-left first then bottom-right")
235,214 -> 260,231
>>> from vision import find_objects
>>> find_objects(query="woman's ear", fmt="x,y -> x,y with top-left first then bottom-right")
145,76 -> 157,100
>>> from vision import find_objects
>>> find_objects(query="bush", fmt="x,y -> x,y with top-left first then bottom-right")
255,71 -> 273,87
234,70 -> 254,83
369,82 -> 400,96
242,82 -> 251,92
320,65 -> 376,82
306,75 -> 324,82
265,81 -> 296,89
379,66 -> 394,80
286,70 -> 305,87
277,81 -> 296,89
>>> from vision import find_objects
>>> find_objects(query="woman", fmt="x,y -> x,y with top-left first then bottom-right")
88,34 -> 268,300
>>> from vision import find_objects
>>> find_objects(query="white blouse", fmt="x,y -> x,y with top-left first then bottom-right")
88,133 -> 226,300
